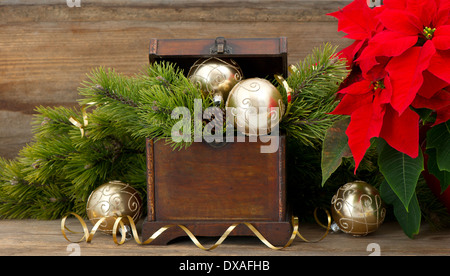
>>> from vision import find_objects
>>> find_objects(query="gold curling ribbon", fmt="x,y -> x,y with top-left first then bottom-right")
288,64 -> 299,74
61,212 -> 106,243
274,74 -> 292,104
68,102 -> 96,137
69,106 -> 89,138
296,208 -> 331,243
61,208 -> 331,251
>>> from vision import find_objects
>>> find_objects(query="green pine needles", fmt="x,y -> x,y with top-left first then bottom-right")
0,43 -> 349,219
280,44 -> 349,147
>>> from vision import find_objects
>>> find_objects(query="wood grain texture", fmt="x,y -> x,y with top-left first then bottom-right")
0,0 -> 352,159
150,136 -> 285,221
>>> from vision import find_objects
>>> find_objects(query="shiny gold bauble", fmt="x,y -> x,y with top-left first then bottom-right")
331,181 -> 386,236
226,77 -> 285,136
86,180 -> 143,234
187,57 -> 243,105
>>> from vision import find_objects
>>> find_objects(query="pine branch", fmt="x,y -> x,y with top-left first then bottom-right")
288,43 -> 348,99
0,46 -> 349,220
136,61 -> 214,150
78,67 -> 143,107
0,157 -> 72,219
279,43 -> 349,147
92,84 -> 138,108
32,106 -> 80,139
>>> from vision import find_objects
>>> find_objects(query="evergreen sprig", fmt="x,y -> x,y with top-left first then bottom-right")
0,46 -> 349,219
280,43 -> 349,147
136,62 -> 214,150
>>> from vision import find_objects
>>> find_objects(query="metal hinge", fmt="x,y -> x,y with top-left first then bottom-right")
210,37 -> 232,54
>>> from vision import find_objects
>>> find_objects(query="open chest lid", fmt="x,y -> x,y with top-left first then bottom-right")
149,37 -> 288,79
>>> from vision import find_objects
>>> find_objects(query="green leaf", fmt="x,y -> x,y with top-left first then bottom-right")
378,139 -> 424,211
380,180 -> 421,239
321,117 -> 352,186
426,148 -> 450,192
426,121 -> 450,172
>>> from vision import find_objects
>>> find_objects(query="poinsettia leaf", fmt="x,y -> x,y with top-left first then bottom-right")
395,193 -> 421,239
411,107 -> 434,124
426,148 -> 450,192
426,121 -> 450,172
380,180 -> 421,239
321,117 -> 352,186
378,139 -> 424,211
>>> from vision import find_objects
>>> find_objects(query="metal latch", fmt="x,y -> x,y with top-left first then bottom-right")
210,37 -> 232,54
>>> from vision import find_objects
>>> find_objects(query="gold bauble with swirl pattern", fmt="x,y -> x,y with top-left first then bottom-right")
188,57 -> 243,106
331,181 -> 386,236
86,180 -> 143,234
226,77 -> 285,136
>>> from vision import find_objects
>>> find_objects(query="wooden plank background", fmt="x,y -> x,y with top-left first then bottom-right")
0,0 -> 352,159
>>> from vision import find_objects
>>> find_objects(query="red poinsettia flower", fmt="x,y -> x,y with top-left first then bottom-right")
329,0 -> 450,172
359,0 -> 450,60
331,74 -> 419,172
357,0 -> 450,115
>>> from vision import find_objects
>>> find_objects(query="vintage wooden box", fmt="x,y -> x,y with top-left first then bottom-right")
141,37 -> 293,245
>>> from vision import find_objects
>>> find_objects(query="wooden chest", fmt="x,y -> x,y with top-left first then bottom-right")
142,37 -> 293,246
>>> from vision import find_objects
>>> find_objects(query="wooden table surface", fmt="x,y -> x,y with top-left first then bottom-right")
1,218 -> 449,256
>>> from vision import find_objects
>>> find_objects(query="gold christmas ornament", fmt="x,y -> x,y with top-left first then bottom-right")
86,180 -> 143,234
331,181 -> 386,236
187,57 -> 243,105
226,77 -> 285,136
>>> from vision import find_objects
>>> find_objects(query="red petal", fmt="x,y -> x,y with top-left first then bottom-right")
338,79 -> 373,95
406,0 -> 438,26
417,70 -> 449,98
436,1 -> 450,26
328,0 -> 379,40
361,56 -> 390,80
412,89 -> 450,110
435,105 -> 450,125
339,40 -> 365,65
377,76 -> 394,105
428,50 -> 450,83
378,9 -> 422,35
358,31 -> 418,59
331,80 -> 373,115
343,78 -> 393,172
386,41 -> 436,115
433,25 -> 450,50
346,103 -> 384,172
379,105 -> 419,158
358,56 -> 379,77
330,93 -> 373,115
383,0 -> 407,9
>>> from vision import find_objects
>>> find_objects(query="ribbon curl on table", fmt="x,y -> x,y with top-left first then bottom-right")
61,208 -> 331,251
